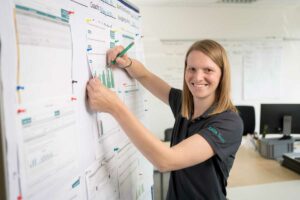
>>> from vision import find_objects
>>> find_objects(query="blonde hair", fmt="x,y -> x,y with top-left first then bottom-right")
181,39 -> 237,118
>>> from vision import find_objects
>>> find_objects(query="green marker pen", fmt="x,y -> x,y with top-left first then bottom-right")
111,41 -> 134,65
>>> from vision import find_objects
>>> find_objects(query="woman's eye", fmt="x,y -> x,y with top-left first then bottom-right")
187,67 -> 196,72
205,68 -> 213,73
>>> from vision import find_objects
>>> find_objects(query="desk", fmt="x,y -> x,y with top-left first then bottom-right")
154,140 -> 300,198
153,141 -> 170,200
154,169 -> 164,199
228,144 -> 300,187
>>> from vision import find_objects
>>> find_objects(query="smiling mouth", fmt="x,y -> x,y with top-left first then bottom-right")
191,83 -> 208,88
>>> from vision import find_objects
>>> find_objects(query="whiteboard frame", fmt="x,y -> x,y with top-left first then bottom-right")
0,35 -> 9,200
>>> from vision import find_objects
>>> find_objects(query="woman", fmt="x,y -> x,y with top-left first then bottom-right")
86,39 -> 243,199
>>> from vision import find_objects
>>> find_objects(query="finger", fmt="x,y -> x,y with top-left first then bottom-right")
88,79 -> 95,88
116,55 -> 132,68
86,86 -> 96,98
106,48 -> 115,65
87,80 -> 95,92
115,57 -> 128,67
115,45 -> 124,55
109,46 -> 122,63
87,79 -> 98,91
86,84 -> 92,92
108,46 -> 124,65
92,78 -> 103,89
91,78 -> 108,91
107,47 -> 116,65
90,77 -> 99,85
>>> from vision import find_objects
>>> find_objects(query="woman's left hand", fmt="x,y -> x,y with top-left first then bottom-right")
86,78 -> 120,113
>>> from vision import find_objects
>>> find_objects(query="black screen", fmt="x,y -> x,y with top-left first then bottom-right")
260,104 -> 300,134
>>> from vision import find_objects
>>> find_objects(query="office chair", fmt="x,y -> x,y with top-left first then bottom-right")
164,128 -> 173,141
236,105 -> 255,135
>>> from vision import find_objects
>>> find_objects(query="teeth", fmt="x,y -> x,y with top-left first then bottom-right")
192,83 -> 208,87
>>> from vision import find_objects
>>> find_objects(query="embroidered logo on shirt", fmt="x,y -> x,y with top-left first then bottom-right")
208,126 -> 225,143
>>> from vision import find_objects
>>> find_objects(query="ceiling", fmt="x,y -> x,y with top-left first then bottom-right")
129,0 -> 300,7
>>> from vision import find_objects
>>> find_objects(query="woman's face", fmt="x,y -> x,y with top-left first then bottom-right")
185,50 -> 222,103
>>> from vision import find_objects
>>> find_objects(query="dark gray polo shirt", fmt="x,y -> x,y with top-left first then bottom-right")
166,88 -> 243,200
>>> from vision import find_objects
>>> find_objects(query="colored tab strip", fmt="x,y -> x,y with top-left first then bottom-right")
16,86 -> 25,90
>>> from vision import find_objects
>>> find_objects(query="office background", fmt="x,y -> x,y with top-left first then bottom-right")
129,1 -> 300,199
1,1 -> 299,200
130,0 -> 300,139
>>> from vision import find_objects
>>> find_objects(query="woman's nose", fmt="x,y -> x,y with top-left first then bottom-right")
194,70 -> 204,80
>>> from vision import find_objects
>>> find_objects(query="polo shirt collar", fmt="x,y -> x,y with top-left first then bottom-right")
191,104 -> 216,121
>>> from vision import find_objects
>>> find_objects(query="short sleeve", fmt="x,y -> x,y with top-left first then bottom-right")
169,88 -> 182,118
199,111 -> 243,161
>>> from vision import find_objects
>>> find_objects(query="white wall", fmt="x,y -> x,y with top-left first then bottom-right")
141,5 -> 300,39
138,5 -> 300,139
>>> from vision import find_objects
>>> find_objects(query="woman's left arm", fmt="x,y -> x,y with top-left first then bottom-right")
87,78 -> 214,172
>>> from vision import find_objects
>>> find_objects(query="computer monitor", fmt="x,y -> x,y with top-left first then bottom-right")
260,104 -> 300,139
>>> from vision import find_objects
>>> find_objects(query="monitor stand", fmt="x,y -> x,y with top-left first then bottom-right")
279,115 -> 292,140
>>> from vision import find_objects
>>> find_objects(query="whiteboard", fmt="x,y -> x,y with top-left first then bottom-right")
155,39 -> 284,101
220,39 -> 283,100
0,0 -> 153,200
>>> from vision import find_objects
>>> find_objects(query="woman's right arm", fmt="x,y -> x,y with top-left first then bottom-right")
107,46 -> 171,105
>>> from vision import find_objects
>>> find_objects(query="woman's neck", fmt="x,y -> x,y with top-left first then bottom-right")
192,95 -> 215,119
